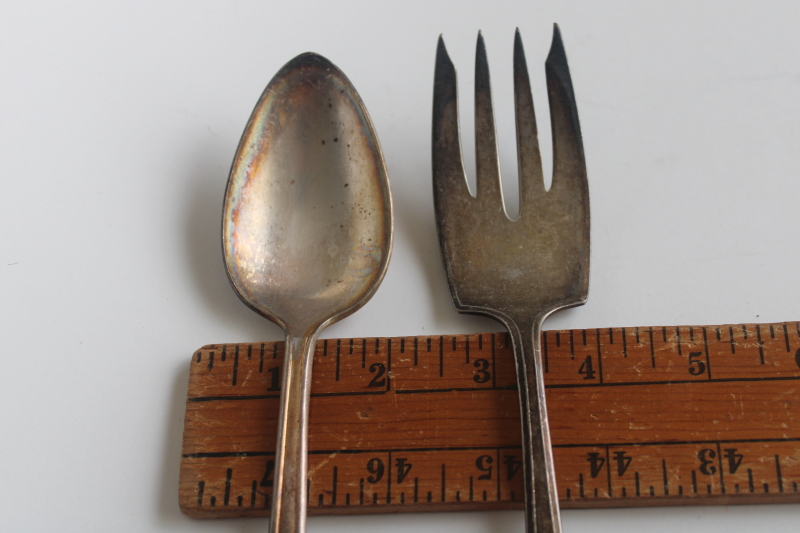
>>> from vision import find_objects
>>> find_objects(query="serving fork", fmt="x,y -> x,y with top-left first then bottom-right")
432,26 -> 589,532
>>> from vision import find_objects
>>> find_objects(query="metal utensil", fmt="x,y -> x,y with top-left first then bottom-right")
432,26 -> 589,532
222,53 -> 393,533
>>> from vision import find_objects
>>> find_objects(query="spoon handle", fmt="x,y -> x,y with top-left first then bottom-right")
508,317 -> 562,533
269,333 -> 318,533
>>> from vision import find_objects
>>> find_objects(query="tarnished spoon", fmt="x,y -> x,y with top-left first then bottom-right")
222,53 -> 393,533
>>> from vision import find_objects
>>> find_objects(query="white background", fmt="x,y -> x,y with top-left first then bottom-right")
1,1 -> 799,531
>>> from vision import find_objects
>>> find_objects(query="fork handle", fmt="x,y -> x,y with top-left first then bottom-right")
508,318 -> 562,533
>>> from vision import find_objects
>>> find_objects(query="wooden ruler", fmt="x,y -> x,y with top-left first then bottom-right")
179,321 -> 800,518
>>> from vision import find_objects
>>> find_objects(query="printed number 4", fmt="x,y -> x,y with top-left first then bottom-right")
578,356 -> 596,380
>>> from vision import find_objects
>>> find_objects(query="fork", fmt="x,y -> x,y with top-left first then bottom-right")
432,25 -> 589,532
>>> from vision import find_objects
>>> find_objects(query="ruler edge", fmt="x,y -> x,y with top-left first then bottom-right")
179,493 -> 800,519
192,319 -> 800,352
180,320 -> 800,518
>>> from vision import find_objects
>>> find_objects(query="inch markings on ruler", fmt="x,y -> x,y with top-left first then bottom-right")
179,322 -> 800,518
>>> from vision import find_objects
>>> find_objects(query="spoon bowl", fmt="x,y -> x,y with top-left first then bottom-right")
222,53 -> 392,533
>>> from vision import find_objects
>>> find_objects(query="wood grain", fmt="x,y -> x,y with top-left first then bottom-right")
180,322 -> 800,518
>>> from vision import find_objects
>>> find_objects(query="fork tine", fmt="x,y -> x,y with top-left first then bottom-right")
433,35 -> 472,205
513,29 -> 546,206
545,24 -> 588,199
474,32 -> 504,209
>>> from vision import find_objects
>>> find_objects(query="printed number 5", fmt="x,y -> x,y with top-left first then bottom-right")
688,352 -> 706,376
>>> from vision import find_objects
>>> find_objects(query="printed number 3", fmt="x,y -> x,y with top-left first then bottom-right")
473,359 -> 491,383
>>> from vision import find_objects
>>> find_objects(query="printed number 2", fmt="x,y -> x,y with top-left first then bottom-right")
369,363 -> 386,388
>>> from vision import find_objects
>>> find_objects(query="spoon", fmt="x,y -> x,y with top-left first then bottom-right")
222,53 -> 393,533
